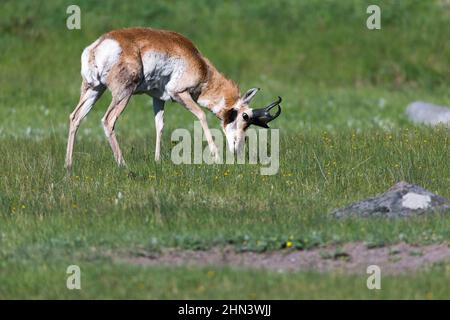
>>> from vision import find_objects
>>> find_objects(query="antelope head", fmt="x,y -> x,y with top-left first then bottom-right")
222,88 -> 282,153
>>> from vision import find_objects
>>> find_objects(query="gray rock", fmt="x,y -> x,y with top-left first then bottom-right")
406,101 -> 450,126
332,181 -> 450,218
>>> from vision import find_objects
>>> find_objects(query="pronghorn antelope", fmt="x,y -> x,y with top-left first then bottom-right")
65,27 -> 282,169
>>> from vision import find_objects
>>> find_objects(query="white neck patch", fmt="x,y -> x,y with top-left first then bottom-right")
224,122 -> 236,152
211,97 -> 226,114
198,97 -> 226,114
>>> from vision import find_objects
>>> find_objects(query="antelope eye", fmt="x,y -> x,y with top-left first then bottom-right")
242,113 -> 249,121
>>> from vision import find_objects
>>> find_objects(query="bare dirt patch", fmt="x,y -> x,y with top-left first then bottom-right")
117,242 -> 450,274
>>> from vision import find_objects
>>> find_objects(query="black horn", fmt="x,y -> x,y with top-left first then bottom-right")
265,96 -> 282,111
249,96 -> 282,128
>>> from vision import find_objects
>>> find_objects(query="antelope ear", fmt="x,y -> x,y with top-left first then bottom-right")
242,87 -> 260,104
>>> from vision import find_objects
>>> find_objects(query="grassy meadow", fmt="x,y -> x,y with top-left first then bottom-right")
0,0 -> 449,299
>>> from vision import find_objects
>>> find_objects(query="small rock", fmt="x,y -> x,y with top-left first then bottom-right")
332,181 -> 450,218
406,101 -> 450,126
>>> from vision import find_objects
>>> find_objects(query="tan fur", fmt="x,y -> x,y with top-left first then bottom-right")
103,28 -> 241,115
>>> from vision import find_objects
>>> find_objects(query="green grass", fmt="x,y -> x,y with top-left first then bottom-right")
1,261 -> 449,299
1,128 -> 449,254
0,0 -> 449,299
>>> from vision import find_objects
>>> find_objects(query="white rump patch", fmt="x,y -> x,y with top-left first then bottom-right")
94,39 -> 122,83
95,39 -> 122,83
401,192 -> 431,210
81,38 -> 121,86
81,39 -> 100,86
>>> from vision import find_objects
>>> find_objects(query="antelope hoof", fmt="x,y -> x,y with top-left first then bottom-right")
212,151 -> 221,164
117,159 -> 127,167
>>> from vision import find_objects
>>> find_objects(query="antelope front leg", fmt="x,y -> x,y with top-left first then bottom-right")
175,91 -> 220,162
153,97 -> 165,161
